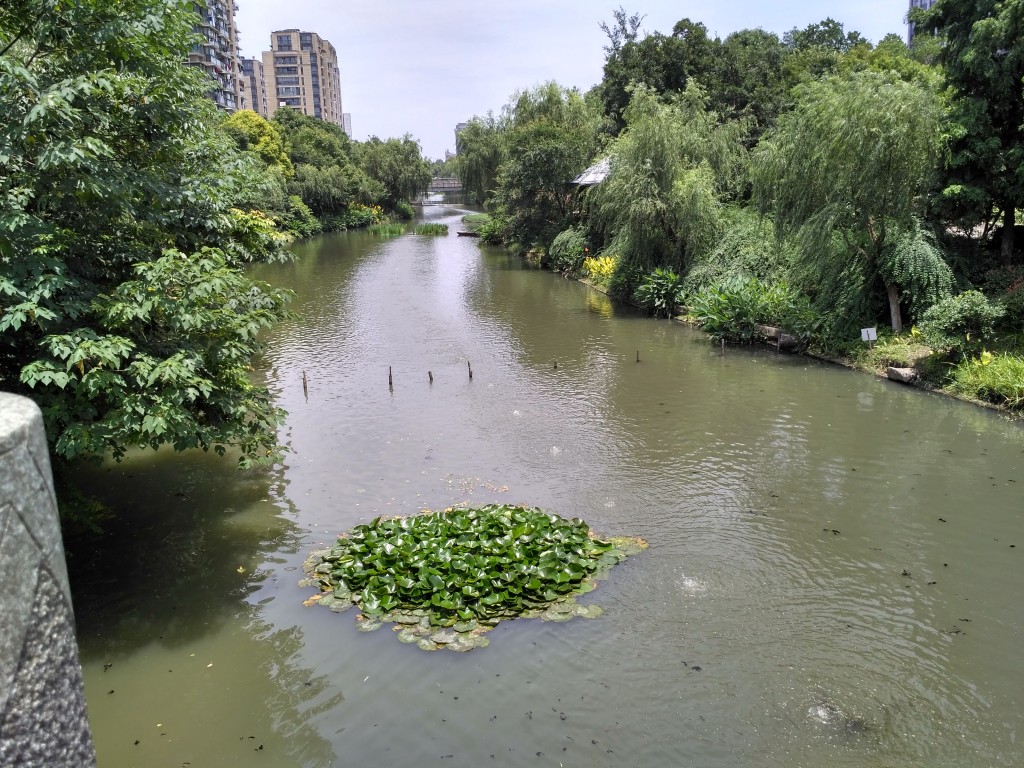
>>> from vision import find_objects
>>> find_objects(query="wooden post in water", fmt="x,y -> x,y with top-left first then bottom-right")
302,371 -> 308,399
428,371 -> 433,384
636,349 -> 640,363
721,339 -> 725,356
553,360 -> 558,370
389,365 -> 393,391
467,360 -> 473,380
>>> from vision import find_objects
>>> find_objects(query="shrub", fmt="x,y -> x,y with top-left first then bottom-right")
919,290 -> 1004,359
634,268 -> 685,317
394,200 -> 416,220
951,352 -> 1024,409
983,265 -> 1024,332
683,207 -> 791,294
281,195 -> 322,239
548,227 -> 589,277
583,255 -> 618,289
688,277 -> 816,344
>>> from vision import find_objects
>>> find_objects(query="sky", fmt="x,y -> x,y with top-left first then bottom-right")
235,1 -> 911,160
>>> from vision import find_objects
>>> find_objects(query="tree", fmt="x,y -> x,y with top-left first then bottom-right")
597,19 -> 719,134
454,114 -> 504,206
223,109 -> 293,175
491,82 -> 599,248
917,0 -> 1024,263
754,71 -> 948,332
356,135 -> 432,208
1,0 -> 292,466
589,83 -> 744,276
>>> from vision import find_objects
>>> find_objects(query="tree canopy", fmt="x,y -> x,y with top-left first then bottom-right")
1,0 -> 292,465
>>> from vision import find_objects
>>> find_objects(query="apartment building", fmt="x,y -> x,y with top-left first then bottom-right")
261,30 -> 344,127
240,58 -> 269,117
187,0 -> 243,112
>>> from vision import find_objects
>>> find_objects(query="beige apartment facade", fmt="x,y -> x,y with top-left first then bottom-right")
240,57 -> 269,117
260,30 -> 344,127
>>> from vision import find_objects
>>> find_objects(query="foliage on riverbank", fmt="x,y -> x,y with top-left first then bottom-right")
0,0 -> 439,475
452,6 -> 1023,409
301,504 -> 647,651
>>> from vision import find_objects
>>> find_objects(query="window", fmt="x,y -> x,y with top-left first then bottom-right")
277,86 -> 302,97
276,76 -> 300,85
274,55 -> 297,65
275,66 -> 298,75
276,35 -> 293,51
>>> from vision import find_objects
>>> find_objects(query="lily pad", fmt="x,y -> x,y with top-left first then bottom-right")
301,504 -> 646,652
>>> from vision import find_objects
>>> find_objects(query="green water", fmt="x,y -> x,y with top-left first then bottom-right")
72,204 -> 1023,767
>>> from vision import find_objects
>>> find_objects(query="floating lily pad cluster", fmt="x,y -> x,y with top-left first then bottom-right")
300,504 -> 646,651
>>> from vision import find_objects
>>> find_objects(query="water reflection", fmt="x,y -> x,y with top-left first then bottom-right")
68,451 -> 338,766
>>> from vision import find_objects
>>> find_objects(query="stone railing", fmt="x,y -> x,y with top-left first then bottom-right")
0,394 -> 95,766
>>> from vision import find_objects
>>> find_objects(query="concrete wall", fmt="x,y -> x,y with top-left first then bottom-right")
0,394 -> 95,766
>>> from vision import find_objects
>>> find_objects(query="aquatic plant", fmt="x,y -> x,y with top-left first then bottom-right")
301,504 -> 646,651
367,222 -> 405,237
414,223 -> 449,236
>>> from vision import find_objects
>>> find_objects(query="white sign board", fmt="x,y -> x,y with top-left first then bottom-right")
861,327 -> 877,342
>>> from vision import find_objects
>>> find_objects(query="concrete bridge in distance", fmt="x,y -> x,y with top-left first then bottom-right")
427,176 -> 462,193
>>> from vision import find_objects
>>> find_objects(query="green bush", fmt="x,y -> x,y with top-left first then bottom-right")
984,265 -> 1024,332
688,277 -> 816,344
683,207 -> 791,294
394,200 -> 416,220
951,353 -> 1024,409
634,268 -> 685,318
583,255 -> 618,289
548,227 -> 589,277
919,290 -> 1004,359
607,259 -> 646,301
281,195 -> 322,239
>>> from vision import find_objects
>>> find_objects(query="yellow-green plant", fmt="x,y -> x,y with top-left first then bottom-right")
583,255 -> 619,288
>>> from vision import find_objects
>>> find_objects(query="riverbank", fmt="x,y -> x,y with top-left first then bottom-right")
576,258 -> 1020,420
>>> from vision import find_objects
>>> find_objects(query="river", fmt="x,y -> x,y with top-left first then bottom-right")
71,202 -> 1023,767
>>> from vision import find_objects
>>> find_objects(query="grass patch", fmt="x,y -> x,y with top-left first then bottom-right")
414,223 -> 449,236
950,353 -> 1024,409
301,504 -> 646,652
367,222 -> 405,237
461,213 -> 490,230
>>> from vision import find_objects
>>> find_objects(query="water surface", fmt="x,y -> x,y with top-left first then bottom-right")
74,204 -> 1023,767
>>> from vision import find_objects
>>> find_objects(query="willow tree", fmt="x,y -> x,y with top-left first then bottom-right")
589,82 -> 747,275
753,70 -> 948,331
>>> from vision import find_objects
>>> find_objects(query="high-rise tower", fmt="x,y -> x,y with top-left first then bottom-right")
187,0 -> 243,112
261,30 -> 344,127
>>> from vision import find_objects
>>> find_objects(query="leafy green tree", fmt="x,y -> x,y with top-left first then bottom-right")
916,0 -> 1024,263
713,29 -> 791,132
454,114 -> 504,206
356,135 -> 432,208
753,70 -> 947,332
589,83 -> 746,276
597,19 -> 719,134
223,109 -> 293,175
1,0 -> 292,466
491,82 -> 599,249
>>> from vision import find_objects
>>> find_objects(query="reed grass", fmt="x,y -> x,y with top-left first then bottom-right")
414,223 -> 449,236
